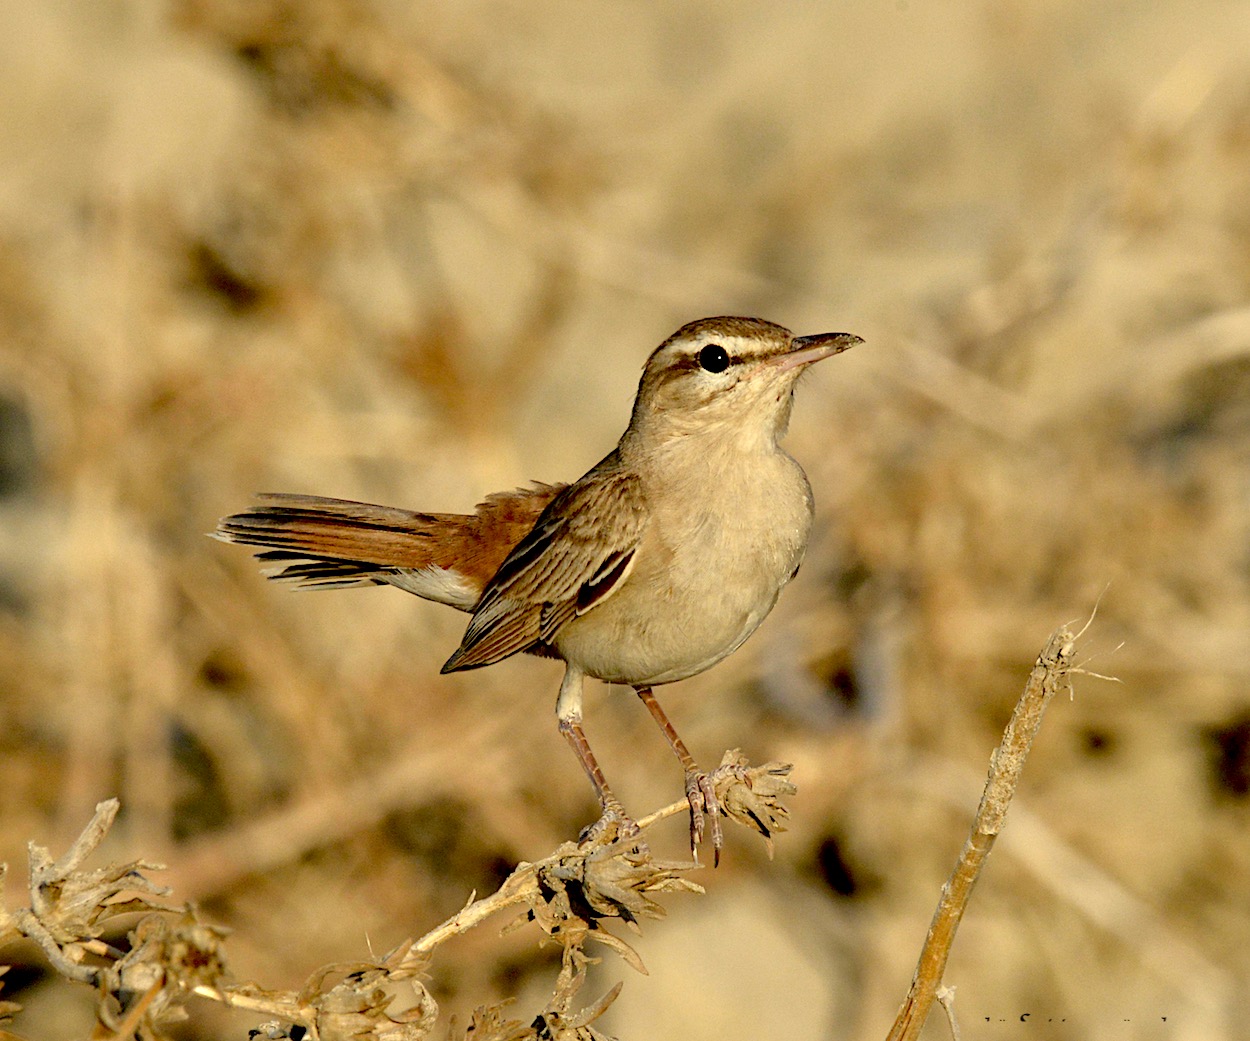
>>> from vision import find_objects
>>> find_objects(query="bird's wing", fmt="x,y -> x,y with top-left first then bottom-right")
441,465 -> 645,672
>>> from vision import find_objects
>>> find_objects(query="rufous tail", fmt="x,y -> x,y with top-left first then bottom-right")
214,486 -> 563,610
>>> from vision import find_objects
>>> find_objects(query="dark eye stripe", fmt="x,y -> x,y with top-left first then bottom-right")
661,346 -> 744,376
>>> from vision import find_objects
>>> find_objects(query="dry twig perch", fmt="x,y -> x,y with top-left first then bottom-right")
0,623 -> 1081,1041
0,753 -> 793,1041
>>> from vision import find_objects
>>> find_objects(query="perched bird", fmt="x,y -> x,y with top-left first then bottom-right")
215,316 -> 860,862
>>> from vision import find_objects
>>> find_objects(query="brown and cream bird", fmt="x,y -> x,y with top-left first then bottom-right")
215,316 -> 861,862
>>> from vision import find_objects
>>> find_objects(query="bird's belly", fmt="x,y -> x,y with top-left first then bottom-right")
553,468 -> 811,686
555,579 -> 781,686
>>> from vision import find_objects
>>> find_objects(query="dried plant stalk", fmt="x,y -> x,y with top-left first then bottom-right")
2,759 -> 793,1041
885,625 -> 1077,1041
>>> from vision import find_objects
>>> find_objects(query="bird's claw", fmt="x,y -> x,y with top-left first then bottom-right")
685,770 -> 725,867
578,800 -> 648,855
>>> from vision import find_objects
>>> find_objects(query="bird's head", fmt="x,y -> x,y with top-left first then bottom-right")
624,316 -> 861,451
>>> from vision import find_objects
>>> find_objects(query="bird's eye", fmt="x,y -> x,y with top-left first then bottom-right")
698,343 -> 730,373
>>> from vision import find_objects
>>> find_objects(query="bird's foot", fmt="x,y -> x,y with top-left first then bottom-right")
685,770 -> 722,867
578,799 -> 648,855
685,759 -> 755,867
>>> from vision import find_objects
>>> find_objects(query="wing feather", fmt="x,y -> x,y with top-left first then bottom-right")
441,461 -> 645,672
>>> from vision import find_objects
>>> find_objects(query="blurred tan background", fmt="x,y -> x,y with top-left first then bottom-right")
2,0 -> 1250,1038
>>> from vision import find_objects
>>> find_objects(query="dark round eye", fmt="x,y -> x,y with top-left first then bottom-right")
698,343 -> 730,373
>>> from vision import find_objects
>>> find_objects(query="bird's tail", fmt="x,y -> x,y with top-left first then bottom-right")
213,486 -> 563,611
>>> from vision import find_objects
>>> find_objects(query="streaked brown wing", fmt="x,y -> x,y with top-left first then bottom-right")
441,463 -> 645,672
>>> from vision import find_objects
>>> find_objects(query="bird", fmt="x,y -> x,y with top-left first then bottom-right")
215,316 -> 861,863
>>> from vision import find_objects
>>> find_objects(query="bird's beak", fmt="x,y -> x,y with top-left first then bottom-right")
771,332 -> 863,373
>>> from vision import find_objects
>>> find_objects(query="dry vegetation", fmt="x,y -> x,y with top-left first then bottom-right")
2,1 -> 1250,1038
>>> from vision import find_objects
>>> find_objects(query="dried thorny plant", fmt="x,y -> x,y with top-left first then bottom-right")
0,754 -> 795,1041
0,800 -> 227,1039
0,621 -> 1081,1041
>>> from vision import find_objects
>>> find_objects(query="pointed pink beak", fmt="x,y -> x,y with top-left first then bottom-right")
771,332 -> 863,373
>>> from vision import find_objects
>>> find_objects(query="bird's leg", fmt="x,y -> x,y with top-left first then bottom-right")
634,685 -> 723,866
556,666 -> 642,847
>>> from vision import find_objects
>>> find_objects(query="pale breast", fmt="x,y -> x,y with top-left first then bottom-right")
554,447 -> 813,686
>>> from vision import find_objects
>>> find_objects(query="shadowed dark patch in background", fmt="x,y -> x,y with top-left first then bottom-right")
1205,714 -> 1250,800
